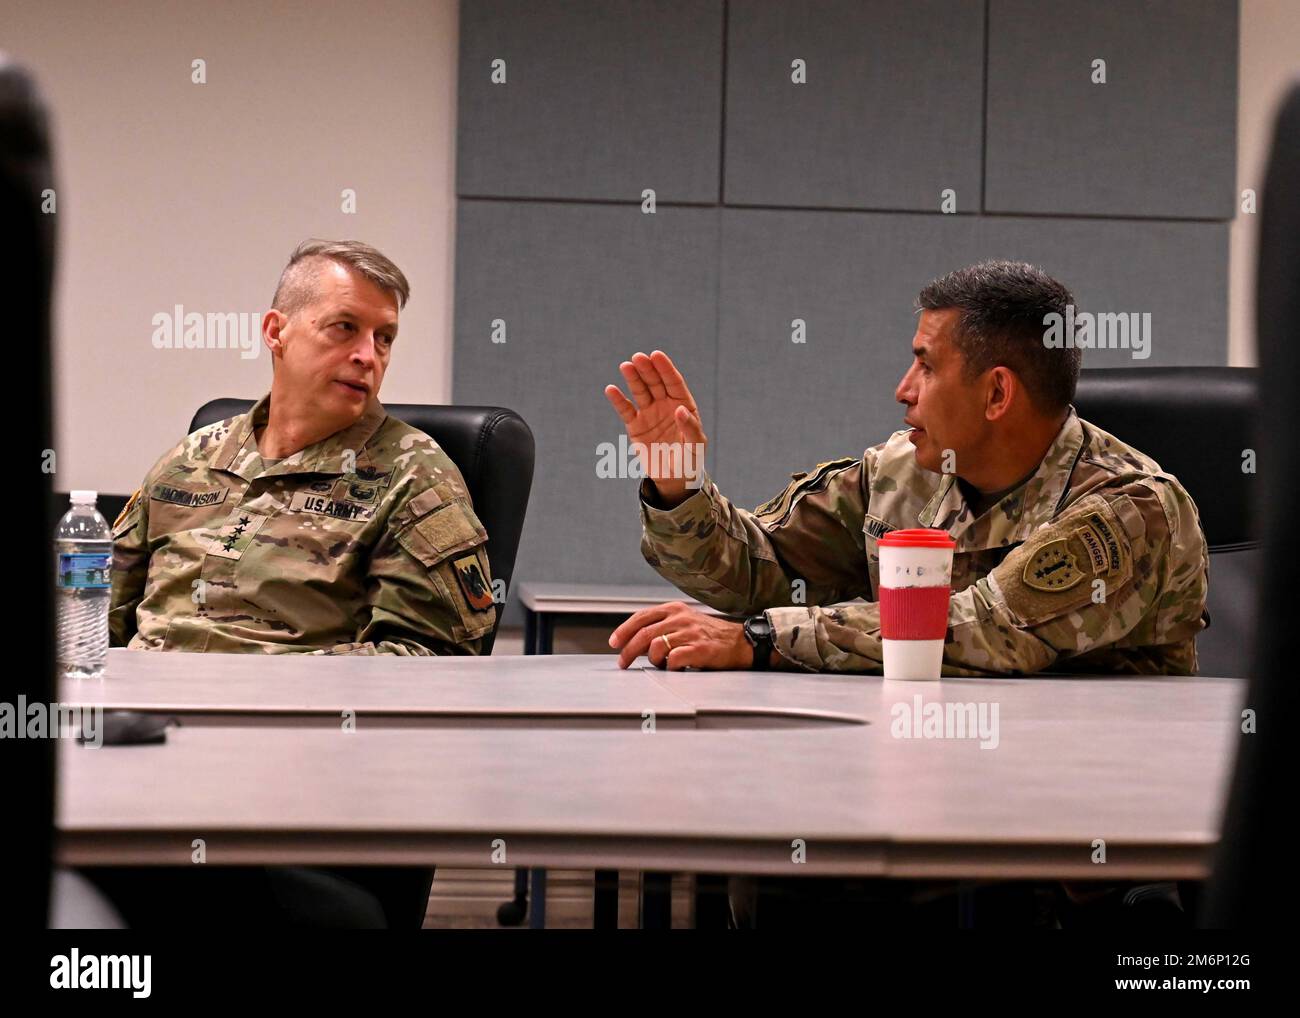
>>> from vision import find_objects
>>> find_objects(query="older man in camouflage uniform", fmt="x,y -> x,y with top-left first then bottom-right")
91,239 -> 490,930
109,239 -> 494,657
606,260 -> 1208,677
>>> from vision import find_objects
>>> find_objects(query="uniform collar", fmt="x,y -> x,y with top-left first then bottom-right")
212,392 -> 389,481
916,406 -> 1086,551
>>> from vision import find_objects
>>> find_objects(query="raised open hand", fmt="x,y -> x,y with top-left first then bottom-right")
604,350 -> 707,506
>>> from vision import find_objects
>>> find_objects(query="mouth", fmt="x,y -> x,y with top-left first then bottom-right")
335,380 -> 369,397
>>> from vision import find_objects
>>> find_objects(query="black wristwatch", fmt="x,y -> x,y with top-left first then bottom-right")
743,614 -> 775,671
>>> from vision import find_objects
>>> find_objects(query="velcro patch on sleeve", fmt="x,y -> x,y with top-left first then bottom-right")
1000,495 -> 1134,627
397,498 -> 487,568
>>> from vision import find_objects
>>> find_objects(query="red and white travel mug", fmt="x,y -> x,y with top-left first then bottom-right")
878,528 -> 956,680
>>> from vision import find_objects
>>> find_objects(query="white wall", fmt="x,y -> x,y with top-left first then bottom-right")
5,0 -> 460,494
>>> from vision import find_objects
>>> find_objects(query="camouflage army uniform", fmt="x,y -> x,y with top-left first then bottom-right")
639,407 -> 1208,675
109,393 -> 496,655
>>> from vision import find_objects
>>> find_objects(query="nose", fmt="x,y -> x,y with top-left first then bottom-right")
350,333 -> 378,369
895,362 -> 918,407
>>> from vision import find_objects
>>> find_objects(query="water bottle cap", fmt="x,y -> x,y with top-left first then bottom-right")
70,490 -> 98,504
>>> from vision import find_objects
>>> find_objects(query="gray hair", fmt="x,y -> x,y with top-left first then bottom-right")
271,238 -> 411,319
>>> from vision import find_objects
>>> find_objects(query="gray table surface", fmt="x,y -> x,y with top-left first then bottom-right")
56,650 -> 1246,878
58,649 -> 862,728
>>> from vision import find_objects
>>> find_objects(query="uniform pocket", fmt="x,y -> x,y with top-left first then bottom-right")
396,499 -> 487,567
395,499 -> 495,639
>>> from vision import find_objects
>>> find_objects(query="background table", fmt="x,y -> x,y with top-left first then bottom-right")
518,582 -> 724,654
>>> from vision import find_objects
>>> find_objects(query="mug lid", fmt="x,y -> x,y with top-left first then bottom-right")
879,527 -> 955,548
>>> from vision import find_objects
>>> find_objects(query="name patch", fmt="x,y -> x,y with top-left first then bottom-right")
150,483 -> 228,509
864,514 -> 895,541
289,490 -> 376,522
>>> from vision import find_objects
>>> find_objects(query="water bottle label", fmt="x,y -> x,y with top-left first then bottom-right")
58,553 -> 111,589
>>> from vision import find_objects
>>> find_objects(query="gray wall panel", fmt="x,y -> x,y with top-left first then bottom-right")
457,0 -> 723,202
724,0 -> 985,211
975,216 -> 1229,368
453,201 -> 721,620
715,209 -> 1227,510
985,0 -> 1237,218
452,4 -> 1237,603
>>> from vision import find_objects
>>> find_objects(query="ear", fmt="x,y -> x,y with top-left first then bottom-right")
985,366 -> 1017,422
263,309 -> 286,358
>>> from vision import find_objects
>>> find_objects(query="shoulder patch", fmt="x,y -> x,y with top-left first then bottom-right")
1080,511 -> 1126,574
452,553 -> 495,612
999,494 -> 1136,627
1022,538 -> 1085,592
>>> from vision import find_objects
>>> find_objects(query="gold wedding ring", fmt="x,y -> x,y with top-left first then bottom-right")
660,634 -> 673,651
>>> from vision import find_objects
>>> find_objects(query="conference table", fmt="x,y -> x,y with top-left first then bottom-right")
56,649 -> 1245,925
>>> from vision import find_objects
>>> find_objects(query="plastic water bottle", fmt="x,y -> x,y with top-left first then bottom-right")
55,490 -> 112,678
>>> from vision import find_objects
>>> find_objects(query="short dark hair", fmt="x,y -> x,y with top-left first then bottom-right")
915,259 -> 1080,414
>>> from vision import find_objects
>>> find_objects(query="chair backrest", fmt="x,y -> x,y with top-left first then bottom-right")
1073,366 -> 1259,678
1203,85 -> 1300,927
4,54 -> 56,926
1073,366 -> 1257,550
190,399 -> 535,654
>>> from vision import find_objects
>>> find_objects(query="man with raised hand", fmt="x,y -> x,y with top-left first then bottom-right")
605,260 -> 1208,676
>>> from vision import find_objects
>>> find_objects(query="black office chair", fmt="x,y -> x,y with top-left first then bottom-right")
190,398 -> 535,655
1201,85 -> 1300,928
1073,367 -> 1258,678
